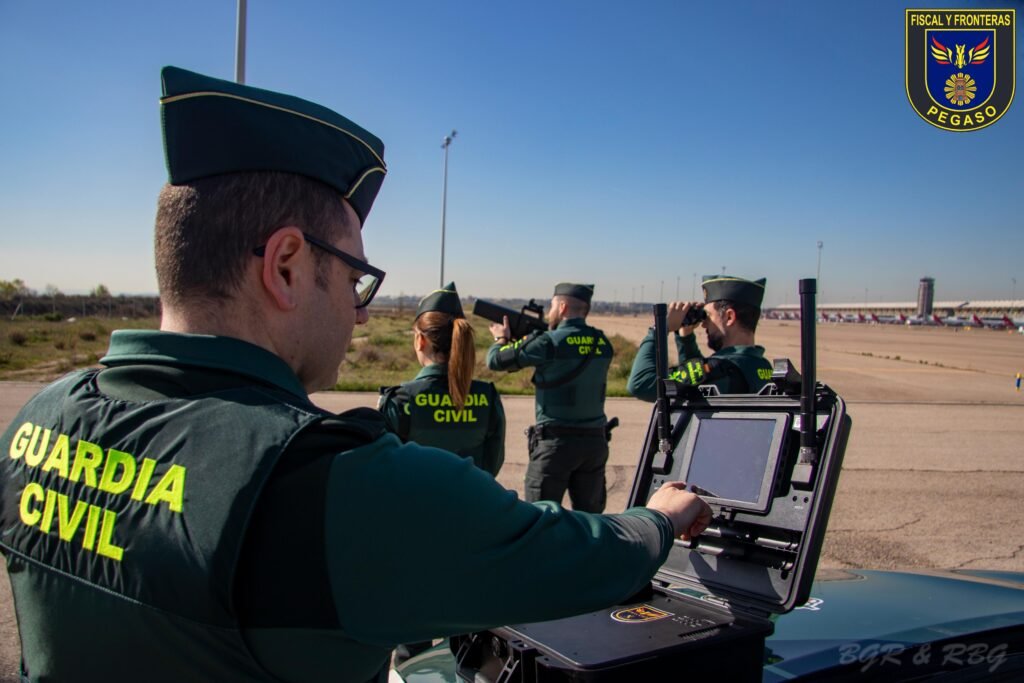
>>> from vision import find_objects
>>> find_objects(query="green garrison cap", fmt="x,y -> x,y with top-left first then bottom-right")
553,282 -> 595,304
701,275 -> 766,308
160,66 -> 387,224
416,282 -> 464,318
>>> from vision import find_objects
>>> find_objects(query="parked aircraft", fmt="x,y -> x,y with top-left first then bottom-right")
972,314 -> 1023,330
933,314 -> 971,327
870,313 -> 907,325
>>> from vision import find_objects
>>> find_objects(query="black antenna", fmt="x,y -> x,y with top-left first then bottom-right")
652,304 -> 673,473
793,278 -> 818,486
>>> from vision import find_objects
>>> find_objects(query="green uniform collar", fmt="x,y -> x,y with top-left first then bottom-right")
556,317 -> 588,329
413,363 -> 449,381
101,329 -> 308,399
673,332 -> 765,358
717,344 -> 766,358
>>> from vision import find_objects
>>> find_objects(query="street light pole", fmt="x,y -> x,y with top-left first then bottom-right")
235,0 -> 247,84
816,240 -> 824,301
439,130 -> 457,288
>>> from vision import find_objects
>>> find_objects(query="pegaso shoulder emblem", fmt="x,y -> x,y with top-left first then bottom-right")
905,9 -> 1015,131
611,605 -> 673,623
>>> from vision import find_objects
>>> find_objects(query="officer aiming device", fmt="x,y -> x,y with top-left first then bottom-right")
453,278 -> 850,681
473,299 -> 548,338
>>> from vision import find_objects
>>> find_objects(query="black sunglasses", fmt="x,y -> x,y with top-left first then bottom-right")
252,233 -> 385,309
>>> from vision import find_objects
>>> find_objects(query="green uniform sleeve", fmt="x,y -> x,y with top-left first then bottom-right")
376,389 -> 407,441
486,332 -> 553,371
325,435 -> 673,646
482,390 -> 506,476
665,333 -> 710,387
626,329 -> 659,402
675,332 -> 703,362
629,330 -> 715,396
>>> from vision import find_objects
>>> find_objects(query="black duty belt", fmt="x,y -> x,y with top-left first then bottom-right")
529,423 -> 608,439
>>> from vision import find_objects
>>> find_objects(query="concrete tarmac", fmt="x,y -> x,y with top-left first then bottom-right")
0,318 -> 1022,678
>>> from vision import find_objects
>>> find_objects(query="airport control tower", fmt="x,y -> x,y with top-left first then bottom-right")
917,277 -> 935,317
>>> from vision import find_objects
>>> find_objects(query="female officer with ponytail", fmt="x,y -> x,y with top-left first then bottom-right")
379,282 -> 505,477
379,282 -> 506,665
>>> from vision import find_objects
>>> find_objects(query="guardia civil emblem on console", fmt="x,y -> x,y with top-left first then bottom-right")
905,9 -> 1015,131
611,605 -> 672,623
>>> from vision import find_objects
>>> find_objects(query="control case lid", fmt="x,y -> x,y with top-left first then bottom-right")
628,382 -> 850,617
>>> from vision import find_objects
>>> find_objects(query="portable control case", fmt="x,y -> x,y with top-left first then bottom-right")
452,280 -> 850,682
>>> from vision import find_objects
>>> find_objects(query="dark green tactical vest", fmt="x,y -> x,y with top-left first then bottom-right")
726,352 -> 774,393
532,325 -> 614,424
670,349 -> 773,395
0,370 -> 328,682
381,376 -> 498,463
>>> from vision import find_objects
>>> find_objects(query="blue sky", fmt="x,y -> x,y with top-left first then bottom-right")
1,0 -> 1021,307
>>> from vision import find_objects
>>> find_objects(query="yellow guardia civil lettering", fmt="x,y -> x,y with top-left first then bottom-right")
98,449 -> 137,495
7,421 -> 188,562
415,393 -> 489,408
757,368 -> 773,381
71,439 -> 105,486
687,361 -> 705,385
17,486 -> 124,561
40,433 -> 70,476
433,408 -> 477,423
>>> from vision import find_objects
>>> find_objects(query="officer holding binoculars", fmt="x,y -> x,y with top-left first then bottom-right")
627,275 -> 773,399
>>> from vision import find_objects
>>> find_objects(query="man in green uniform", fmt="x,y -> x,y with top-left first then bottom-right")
628,275 -> 773,400
0,67 -> 711,682
487,283 -> 614,513
379,283 -> 505,477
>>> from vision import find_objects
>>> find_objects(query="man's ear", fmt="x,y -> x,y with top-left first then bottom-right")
259,227 -> 308,311
722,306 -> 738,328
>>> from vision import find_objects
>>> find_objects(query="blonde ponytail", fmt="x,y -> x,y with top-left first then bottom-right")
413,312 -> 477,410
447,318 -> 476,410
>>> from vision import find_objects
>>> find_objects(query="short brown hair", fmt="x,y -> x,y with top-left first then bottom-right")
555,295 -> 590,318
155,171 -> 352,305
712,299 -> 761,333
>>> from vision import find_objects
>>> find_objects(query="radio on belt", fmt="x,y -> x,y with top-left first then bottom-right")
451,278 -> 851,682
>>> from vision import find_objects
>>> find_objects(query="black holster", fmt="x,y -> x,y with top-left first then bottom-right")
604,416 -> 619,443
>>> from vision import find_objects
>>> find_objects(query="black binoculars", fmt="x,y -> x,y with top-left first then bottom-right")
681,306 -> 708,327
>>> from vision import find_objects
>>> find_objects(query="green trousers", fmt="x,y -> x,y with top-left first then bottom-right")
525,428 -> 609,513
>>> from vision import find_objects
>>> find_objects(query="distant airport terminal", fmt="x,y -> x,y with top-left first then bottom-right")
768,277 -> 1024,329
6,276 -> 1018,331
